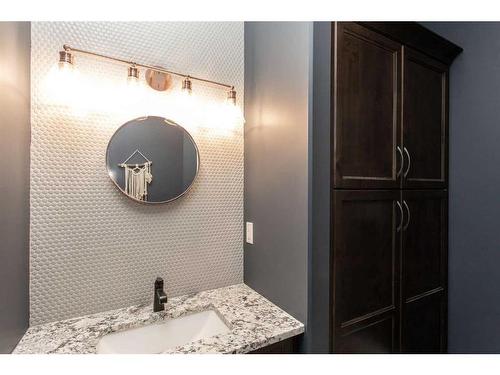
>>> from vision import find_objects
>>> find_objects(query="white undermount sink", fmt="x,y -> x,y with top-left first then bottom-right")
96,310 -> 230,354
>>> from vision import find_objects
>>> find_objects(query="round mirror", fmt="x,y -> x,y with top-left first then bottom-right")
106,116 -> 199,204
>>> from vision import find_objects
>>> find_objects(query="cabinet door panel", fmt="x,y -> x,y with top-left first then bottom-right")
403,291 -> 446,353
401,190 -> 447,353
403,47 -> 448,189
334,22 -> 402,189
337,316 -> 395,354
333,190 -> 401,353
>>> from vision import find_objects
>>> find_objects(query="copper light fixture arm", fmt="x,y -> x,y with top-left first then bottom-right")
62,44 -> 234,90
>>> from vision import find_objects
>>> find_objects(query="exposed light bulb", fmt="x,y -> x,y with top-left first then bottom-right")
122,64 -> 148,111
43,59 -> 80,107
201,97 -> 244,136
223,99 -> 245,125
223,87 -> 245,127
42,49 -> 93,116
169,78 -> 199,130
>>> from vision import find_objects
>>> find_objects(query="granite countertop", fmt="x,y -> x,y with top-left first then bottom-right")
13,284 -> 304,354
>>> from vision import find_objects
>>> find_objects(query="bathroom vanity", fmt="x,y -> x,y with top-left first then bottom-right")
13,284 -> 303,354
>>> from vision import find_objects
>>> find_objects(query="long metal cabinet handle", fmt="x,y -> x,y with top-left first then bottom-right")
403,200 -> 411,231
403,147 -> 411,178
396,146 -> 404,178
395,201 -> 403,232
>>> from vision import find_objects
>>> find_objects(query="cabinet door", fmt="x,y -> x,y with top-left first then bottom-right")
403,47 -> 448,189
334,22 -> 402,189
332,190 -> 401,353
401,190 -> 447,353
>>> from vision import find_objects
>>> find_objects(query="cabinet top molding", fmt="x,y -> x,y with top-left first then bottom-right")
356,22 -> 463,65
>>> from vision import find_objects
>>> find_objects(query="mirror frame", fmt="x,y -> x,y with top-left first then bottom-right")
105,116 -> 200,205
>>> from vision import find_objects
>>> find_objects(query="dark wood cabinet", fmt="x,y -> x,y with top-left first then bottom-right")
327,22 -> 461,354
331,189 -> 447,353
334,22 -> 402,190
403,48 -> 448,189
332,190 -> 400,353
401,190 -> 447,353
333,24 -> 451,191
403,290 -> 446,353
248,335 -> 301,354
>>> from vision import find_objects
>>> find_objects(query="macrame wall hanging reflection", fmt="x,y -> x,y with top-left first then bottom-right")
118,150 -> 153,202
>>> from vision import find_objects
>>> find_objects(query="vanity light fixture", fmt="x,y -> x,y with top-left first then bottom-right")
58,44 -> 239,105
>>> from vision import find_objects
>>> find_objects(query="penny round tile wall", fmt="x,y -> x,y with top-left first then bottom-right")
30,22 -> 244,324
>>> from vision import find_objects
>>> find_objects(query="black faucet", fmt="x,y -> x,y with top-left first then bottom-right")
154,277 -> 168,312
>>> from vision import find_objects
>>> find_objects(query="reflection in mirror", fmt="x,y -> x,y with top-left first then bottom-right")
106,116 -> 199,204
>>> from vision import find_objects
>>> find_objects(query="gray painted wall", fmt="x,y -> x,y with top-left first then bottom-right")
422,22 -> 500,353
244,22 -> 311,325
306,22 -> 332,353
0,21 -> 31,353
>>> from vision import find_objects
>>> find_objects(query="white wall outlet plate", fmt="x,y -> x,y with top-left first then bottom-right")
246,222 -> 254,244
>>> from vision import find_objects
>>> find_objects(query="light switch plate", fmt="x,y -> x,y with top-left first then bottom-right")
246,222 -> 254,244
